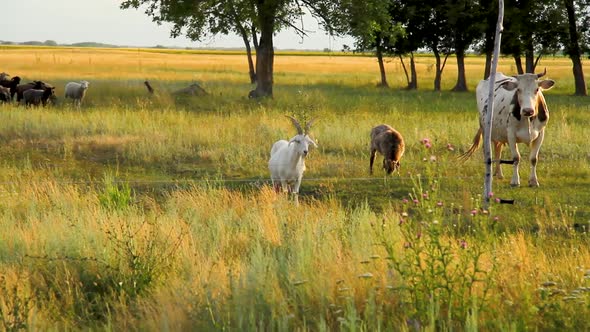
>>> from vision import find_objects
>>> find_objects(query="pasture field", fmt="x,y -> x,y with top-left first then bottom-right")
0,45 -> 589,330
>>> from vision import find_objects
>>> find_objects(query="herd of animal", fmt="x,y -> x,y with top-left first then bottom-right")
0,70 -> 556,200
269,70 -> 555,201
0,72 -> 90,107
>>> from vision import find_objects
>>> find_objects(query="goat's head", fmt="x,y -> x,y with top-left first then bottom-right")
286,115 -> 317,157
502,68 -> 555,117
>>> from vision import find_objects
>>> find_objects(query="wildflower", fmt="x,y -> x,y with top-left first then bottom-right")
421,138 -> 431,145
493,216 -> 499,222
460,240 -> 468,249
401,212 -> 408,217
495,198 -> 501,203
488,191 -> 494,198
447,143 -> 455,151
413,199 -> 419,204
470,209 -> 478,216
416,231 -> 422,239
422,192 -> 429,199
436,201 -> 443,207
404,242 -> 412,249
402,198 -> 409,204
424,142 -> 432,149
429,155 -> 437,162
399,218 -> 405,225
432,220 -> 439,225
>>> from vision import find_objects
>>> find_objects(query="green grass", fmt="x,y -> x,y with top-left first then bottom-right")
0,49 -> 589,330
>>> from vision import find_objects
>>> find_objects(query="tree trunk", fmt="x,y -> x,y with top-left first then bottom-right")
252,25 -> 259,51
376,41 -> 388,88
564,0 -> 587,96
399,55 -> 410,86
524,40 -> 534,73
238,28 -> 257,84
433,50 -> 442,91
513,55 -> 524,74
409,53 -> 417,90
248,3 -> 275,99
484,51 -> 492,79
452,50 -> 468,91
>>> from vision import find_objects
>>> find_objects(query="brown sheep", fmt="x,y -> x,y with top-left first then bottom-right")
370,124 -> 405,175
0,76 -> 21,101
16,81 -> 52,102
0,86 -> 10,103
23,86 -> 55,107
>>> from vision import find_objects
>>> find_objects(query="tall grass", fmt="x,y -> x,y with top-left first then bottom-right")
0,47 -> 589,330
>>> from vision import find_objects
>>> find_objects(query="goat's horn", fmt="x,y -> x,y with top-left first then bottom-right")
536,68 -> 547,78
304,118 -> 316,134
286,115 -> 303,135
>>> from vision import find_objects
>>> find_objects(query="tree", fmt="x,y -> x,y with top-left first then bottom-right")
339,0 -> 404,88
561,0 -> 588,96
447,0 -> 484,91
420,1 -> 453,91
389,0 -> 425,90
501,0 -> 563,74
121,0 -> 338,98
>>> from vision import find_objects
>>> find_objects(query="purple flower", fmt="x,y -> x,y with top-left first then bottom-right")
436,201 -> 443,207
402,198 -> 409,204
424,142 -> 432,149
413,199 -> 419,204
460,240 -> 468,249
470,209 -> 477,216
421,138 -> 431,145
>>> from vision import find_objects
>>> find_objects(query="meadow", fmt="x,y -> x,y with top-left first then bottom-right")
0,45 -> 589,331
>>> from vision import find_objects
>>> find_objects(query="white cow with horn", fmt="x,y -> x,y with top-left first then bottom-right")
268,116 -> 317,202
460,69 -> 555,187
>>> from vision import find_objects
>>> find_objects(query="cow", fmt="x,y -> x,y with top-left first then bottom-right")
460,70 -> 555,187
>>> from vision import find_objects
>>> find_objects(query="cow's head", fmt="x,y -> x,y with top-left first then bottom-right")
501,69 -> 555,117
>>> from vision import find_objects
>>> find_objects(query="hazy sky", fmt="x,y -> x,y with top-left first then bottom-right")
2,0 -> 353,50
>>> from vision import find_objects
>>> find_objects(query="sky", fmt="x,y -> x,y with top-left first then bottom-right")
1,0 -> 353,50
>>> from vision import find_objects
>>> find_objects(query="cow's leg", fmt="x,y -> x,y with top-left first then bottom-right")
369,148 -> 377,174
528,130 -> 545,187
493,142 -> 504,179
507,134 -> 521,187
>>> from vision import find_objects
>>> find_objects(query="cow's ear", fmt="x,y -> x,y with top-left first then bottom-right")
539,79 -> 555,90
501,81 -> 518,91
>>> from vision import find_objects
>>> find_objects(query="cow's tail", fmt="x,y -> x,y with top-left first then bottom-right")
458,127 -> 483,162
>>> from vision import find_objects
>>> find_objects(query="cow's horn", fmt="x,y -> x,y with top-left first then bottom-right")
536,68 -> 547,78
286,115 -> 303,135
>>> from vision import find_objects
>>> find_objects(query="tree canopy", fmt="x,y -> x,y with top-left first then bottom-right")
123,0 -> 589,96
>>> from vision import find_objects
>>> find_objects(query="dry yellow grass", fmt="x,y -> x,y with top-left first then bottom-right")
2,46 -> 585,90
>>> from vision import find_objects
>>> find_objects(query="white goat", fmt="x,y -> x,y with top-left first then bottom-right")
64,80 -> 89,108
268,116 -> 317,203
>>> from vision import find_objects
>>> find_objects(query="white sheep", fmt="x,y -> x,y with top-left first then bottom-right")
268,116 -> 317,204
64,80 -> 89,108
